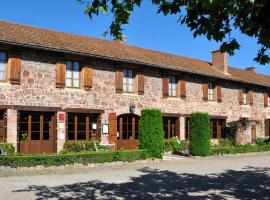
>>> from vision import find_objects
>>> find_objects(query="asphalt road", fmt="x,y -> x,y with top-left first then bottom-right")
1,153 -> 270,200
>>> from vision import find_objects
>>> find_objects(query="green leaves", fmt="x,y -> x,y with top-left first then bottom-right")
79,0 -> 270,64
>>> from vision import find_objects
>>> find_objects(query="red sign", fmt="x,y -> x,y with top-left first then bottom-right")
58,113 -> 65,121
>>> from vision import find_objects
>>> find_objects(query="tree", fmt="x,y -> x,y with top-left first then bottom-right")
78,0 -> 270,64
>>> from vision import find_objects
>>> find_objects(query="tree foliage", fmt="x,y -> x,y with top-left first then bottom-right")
78,0 -> 270,64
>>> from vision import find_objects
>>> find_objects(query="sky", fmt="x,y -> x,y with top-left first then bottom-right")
0,0 -> 269,75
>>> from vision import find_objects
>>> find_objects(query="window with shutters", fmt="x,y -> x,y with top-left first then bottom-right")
168,76 -> 177,97
123,69 -> 134,93
67,113 -> 100,141
208,81 -> 215,101
0,52 -> 7,81
243,88 -> 248,105
66,61 -> 80,88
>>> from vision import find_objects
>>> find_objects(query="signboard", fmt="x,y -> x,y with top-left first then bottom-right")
102,124 -> 109,134
58,113 -> 65,122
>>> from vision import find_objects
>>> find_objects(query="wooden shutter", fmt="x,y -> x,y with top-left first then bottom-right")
202,83 -> 208,102
162,76 -> 169,97
56,60 -> 66,88
238,89 -> 243,105
264,92 -> 268,107
180,80 -> 186,99
217,84 -> 222,103
108,113 -> 117,149
9,53 -> 22,84
115,68 -> 123,93
137,73 -> 144,95
83,66 -> 93,91
249,89 -> 253,106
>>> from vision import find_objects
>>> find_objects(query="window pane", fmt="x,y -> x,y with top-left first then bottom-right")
172,90 -> 176,96
73,71 -> 79,79
66,70 -> 72,78
0,63 -> 5,71
0,52 -> 6,61
73,79 -> 79,88
73,62 -> 80,70
128,69 -> 133,78
0,72 -> 5,81
66,61 -> 72,70
128,84 -> 133,92
66,78 -> 71,87
77,132 -> 86,140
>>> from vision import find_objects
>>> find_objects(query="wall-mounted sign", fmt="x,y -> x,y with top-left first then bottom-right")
92,123 -> 97,130
58,113 -> 65,122
102,124 -> 109,134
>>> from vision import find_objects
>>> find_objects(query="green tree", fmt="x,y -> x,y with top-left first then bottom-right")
78,0 -> 270,64
139,109 -> 164,158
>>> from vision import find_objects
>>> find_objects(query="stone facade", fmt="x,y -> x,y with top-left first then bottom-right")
1,48 -> 270,152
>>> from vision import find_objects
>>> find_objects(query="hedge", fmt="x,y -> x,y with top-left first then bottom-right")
0,143 -> 15,155
211,144 -> 270,155
0,150 -> 150,168
61,141 -> 105,153
139,109 -> 164,158
189,112 -> 211,156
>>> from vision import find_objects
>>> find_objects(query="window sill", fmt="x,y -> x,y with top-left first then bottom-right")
0,81 -> 11,86
122,92 -> 139,96
64,87 -> 85,92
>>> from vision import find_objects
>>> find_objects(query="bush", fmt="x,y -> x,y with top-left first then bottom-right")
211,143 -> 270,155
139,109 -> 164,158
0,150 -> 150,168
189,112 -> 211,156
164,138 -> 183,153
0,143 -> 15,155
164,139 -> 173,152
218,138 -> 234,147
62,141 -> 102,153
256,138 -> 267,146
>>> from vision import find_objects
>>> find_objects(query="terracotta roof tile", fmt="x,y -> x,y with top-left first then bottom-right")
0,20 -> 270,88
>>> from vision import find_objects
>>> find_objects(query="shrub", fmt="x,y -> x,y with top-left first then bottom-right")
0,143 -> 15,155
256,138 -> 267,146
218,138 -> 234,147
139,109 -> 164,158
164,139 -> 173,152
0,150 -> 150,168
189,112 -> 210,156
170,137 -> 183,153
62,141 -> 102,153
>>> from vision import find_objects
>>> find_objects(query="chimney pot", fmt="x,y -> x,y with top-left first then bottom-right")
212,50 -> 228,74
246,67 -> 256,73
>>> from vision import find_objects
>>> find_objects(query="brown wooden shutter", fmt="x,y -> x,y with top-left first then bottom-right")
217,84 -> 222,103
249,89 -> 253,106
239,89 -> 243,105
115,68 -> 123,93
137,73 -> 144,95
9,53 -> 22,84
180,80 -> 186,99
162,76 -> 169,97
202,83 -> 208,101
83,66 -> 93,91
264,92 -> 268,107
108,112 -> 117,149
56,60 -> 66,88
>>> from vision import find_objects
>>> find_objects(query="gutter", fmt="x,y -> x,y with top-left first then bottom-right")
1,39 -> 269,88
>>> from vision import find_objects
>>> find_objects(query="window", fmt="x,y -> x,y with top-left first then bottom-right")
169,76 -> 177,97
117,114 -> 140,140
67,113 -> 100,140
243,88 -> 248,105
66,61 -> 80,88
208,82 -> 215,101
210,119 -> 226,139
0,52 -> 7,81
123,69 -> 134,92
163,117 -> 178,139
267,93 -> 270,107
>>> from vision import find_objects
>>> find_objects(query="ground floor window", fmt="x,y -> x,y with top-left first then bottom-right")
67,113 -> 100,141
0,110 -> 6,142
163,117 -> 179,139
19,111 -> 55,141
117,114 -> 140,140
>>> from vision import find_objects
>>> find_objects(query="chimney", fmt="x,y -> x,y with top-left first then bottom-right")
246,67 -> 256,73
114,35 -> 127,44
212,50 -> 228,74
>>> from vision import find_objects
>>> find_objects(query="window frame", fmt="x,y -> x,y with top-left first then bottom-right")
123,68 -> 135,93
267,92 -> 270,107
0,51 -> 8,82
208,81 -> 215,101
168,76 -> 177,97
65,61 -> 81,88
243,88 -> 248,105
163,117 -> 178,139
117,114 -> 140,140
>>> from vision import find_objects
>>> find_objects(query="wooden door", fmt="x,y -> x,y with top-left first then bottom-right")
0,110 -> 5,142
265,119 -> 270,137
251,125 -> 256,143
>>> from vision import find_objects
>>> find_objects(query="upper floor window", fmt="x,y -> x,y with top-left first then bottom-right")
123,69 -> 134,92
0,52 -> 7,81
169,76 -> 177,97
243,88 -> 248,105
267,93 -> 270,107
66,61 -> 80,88
208,81 -> 215,101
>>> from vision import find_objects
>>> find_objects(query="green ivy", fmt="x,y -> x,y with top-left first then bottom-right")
0,143 -> 15,155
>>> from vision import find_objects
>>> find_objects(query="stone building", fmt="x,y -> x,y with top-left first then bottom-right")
0,21 -> 269,153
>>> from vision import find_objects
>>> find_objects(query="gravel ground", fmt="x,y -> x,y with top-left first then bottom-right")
0,152 -> 270,200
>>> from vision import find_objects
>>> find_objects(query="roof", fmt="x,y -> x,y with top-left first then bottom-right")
0,20 -> 270,88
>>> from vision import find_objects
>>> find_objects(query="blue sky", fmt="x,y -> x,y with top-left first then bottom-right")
1,0 -> 269,75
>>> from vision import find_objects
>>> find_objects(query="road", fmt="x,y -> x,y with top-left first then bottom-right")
1,153 -> 270,199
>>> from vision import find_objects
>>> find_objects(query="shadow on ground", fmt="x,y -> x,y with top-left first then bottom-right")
13,166 -> 270,199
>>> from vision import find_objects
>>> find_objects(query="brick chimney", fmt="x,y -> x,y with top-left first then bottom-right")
246,67 -> 256,73
212,50 -> 228,74
113,35 -> 127,44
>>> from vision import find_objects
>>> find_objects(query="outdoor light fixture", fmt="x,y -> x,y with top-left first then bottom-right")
129,102 -> 136,114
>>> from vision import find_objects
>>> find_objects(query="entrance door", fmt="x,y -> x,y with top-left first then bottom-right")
0,110 -> 5,142
19,111 -> 56,154
251,125 -> 256,143
265,119 -> 270,137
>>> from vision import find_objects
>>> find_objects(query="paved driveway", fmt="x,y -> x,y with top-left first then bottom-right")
1,153 -> 270,200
